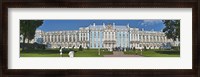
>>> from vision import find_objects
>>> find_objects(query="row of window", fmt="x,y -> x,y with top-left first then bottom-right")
43,36 -> 167,42
139,35 -> 166,40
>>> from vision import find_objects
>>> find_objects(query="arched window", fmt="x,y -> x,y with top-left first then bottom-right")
73,36 -> 75,42
69,37 -> 71,42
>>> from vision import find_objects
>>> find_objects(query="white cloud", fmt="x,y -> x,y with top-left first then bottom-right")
140,20 -> 162,26
141,23 -> 145,25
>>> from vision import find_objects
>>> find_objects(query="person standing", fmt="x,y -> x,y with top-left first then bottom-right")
68,50 -> 74,58
60,47 -> 63,57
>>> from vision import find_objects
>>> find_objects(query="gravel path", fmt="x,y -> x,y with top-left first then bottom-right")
104,51 -> 142,57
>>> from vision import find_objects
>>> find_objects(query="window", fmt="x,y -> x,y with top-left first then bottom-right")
143,35 -> 145,40
69,37 -> 71,42
146,36 -> 148,39
66,37 -> 68,42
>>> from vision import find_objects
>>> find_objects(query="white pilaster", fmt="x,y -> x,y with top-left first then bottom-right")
43,35 -> 45,43
138,34 -> 139,41
57,35 -> 59,42
50,35 -> 52,42
68,35 -> 69,42
60,35 -> 62,42
64,35 -> 66,42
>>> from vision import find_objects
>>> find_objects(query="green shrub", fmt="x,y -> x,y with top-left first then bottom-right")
144,46 -> 147,51
133,47 -> 135,51
20,42 -> 46,50
87,45 -> 90,50
155,50 -> 180,55
79,45 -> 83,51
171,46 -> 180,50
72,45 -> 75,49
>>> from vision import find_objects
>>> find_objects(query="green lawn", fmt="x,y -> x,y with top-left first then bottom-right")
20,48 -> 179,57
124,49 -> 180,57
74,49 -> 112,57
20,49 -> 112,57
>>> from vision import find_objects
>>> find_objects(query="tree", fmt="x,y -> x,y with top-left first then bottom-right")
79,45 -> 83,51
162,20 -> 180,41
72,45 -> 75,49
20,20 -> 43,51
144,46 -> 146,51
133,47 -> 135,51
27,28 -> 36,43
86,45 -> 90,50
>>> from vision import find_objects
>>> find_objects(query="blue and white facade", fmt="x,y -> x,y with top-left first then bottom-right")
33,23 -> 179,49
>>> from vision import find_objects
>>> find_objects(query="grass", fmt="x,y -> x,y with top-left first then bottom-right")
20,48 -> 180,57
20,49 -> 112,57
74,49 -> 112,57
20,53 -> 69,57
20,49 -> 69,57
124,49 -> 180,57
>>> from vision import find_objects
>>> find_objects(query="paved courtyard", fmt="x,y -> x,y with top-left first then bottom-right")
104,51 -> 142,57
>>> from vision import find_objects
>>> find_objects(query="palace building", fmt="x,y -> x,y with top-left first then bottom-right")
23,23 -> 180,49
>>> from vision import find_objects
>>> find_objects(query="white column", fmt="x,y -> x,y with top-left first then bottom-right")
155,36 -> 157,42
73,34 -> 75,42
50,35 -> 52,42
75,34 -> 77,42
60,35 -> 62,42
75,34 -> 77,47
51,35 -> 53,42
71,35 -> 73,42
104,32 -> 106,40
130,32 -> 132,41
124,32 -> 127,47
54,35 -> 56,44
85,33 -> 87,41
54,35 -> 55,42
108,32 -> 110,41
56,35 -> 59,42
79,32 -> 81,41
148,35 -> 150,42
150,35 -> 152,42
81,33 -> 83,41
47,35 -> 49,42
53,35 -> 55,42
68,35 -> 69,42
153,36 -> 155,43
137,34 -> 139,41
110,32 -> 112,40
64,35 -> 66,42
106,32 -> 107,40
113,31 -> 115,40
43,35 -> 45,43
74,34 -> 76,42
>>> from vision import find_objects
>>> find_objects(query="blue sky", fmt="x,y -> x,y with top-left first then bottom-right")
37,20 -> 165,32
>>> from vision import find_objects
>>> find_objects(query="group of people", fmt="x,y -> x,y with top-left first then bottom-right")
59,46 -> 74,57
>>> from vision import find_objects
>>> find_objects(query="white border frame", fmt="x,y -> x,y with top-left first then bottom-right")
8,8 -> 192,69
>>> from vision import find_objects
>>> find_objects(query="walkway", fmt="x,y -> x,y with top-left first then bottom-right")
104,51 -> 142,57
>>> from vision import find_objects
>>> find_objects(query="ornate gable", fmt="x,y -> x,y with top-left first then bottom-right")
107,24 -> 113,30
